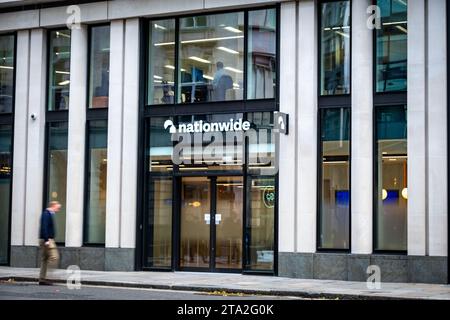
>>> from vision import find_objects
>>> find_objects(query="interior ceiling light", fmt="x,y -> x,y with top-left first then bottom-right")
189,56 -> 211,64
224,66 -> 243,73
224,26 -> 242,33
217,46 -> 239,54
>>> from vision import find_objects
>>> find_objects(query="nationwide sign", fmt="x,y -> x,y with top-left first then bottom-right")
164,118 -> 251,134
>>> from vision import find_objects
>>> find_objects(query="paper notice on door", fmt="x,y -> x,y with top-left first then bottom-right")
215,214 -> 222,225
204,213 -> 210,224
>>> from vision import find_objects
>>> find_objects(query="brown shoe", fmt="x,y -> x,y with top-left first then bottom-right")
38,280 -> 53,286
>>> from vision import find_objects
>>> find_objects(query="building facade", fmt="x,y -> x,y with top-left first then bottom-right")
0,0 -> 448,284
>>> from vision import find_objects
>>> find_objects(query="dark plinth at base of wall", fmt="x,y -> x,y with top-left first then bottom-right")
10,246 -> 135,272
278,252 -> 448,284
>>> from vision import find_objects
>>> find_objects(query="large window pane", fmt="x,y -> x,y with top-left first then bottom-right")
247,9 -> 276,100
145,177 -> 172,268
179,12 -> 244,103
0,35 -> 14,114
320,1 -> 350,95
247,112 -> 276,175
375,106 -> 407,251
318,108 -> 350,250
85,120 -> 108,244
148,19 -> 175,105
376,0 -> 407,92
148,117 -> 174,172
0,124 -> 12,264
48,30 -> 71,111
245,176 -> 275,271
89,25 -> 110,108
46,122 -> 68,243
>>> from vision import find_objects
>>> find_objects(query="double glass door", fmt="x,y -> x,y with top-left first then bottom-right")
180,176 -> 243,271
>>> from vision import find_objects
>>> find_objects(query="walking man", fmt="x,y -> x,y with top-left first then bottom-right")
38,201 -> 61,285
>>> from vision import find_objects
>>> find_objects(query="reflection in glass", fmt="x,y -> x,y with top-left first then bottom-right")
247,9 -> 276,99
46,122 -> 68,243
48,30 -> 71,111
89,25 -> 110,108
246,177 -> 275,271
179,12 -> 244,103
180,177 -> 210,268
215,176 -> 243,269
375,106 -> 407,251
148,19 -> 176,105
376,0 -> 407,92
146,178 -> 172,268
247,112 -> 275,175
318,108 -> 350,250
320,1 -> 350,95
149,117 -> 174,172
0,35 -> 14,114
0,125 -> 12,264
85,120 -> 108,244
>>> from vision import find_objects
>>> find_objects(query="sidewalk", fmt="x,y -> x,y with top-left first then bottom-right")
0,267 -> 449,300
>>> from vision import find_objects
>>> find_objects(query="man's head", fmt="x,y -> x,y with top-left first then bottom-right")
48,201 -> 61,213
216,61 -> 224,70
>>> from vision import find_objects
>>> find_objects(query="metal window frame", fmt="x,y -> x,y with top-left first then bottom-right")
0,31 -> 16,266
82,23 -> 110,247
316,106 -> 352,252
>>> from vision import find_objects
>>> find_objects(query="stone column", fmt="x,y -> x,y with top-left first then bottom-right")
105,20 -> 125,248
119,18 -> 140,249
11,30 -> 30,247
351,0 -> 373,254
278,1 -> 297,253
65,25 -> 88,247
407,0 -> 427,256
297,0 -> 317,253
426,0 -> 447,256
24,29 -> 47,246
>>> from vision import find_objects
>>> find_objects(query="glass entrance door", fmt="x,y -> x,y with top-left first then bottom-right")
179,176 -> 243,271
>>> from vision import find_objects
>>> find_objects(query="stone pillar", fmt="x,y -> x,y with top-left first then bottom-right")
351,0 -> 373,254
426,0 -> 447,256
120,18 -> 140,248
65,25 -> 88,247
297,0 -> 317,253
278,1 -> 297,253
105,20 -> 125,248
23,29 -> 47,246
11,30 -> 30,246
407,0 -> 427,256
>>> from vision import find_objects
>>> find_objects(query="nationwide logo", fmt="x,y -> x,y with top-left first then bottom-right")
164,118 -> 251,134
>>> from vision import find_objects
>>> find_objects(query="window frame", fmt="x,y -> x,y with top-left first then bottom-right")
318,0 -> 352,100
0,31 -> 16,266
143,5 -> 280,114
372,103 -> 407,254
82,23 -> 110,247
316,105 -> 352,252
372,0 -> 408,95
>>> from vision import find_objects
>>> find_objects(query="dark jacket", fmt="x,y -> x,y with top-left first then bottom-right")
39,209 -> 55,242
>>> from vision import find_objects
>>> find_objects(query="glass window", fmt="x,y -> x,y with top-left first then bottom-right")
0,124 -> 12,264
84,120 -> 108,244
179,12 -> 244,103
48,30 -> 71,111
247,8 -> 276,100
0,35 -> 15,114
147,19 -> 176,105
245,176 -> 275,271
89,25 -> 110,109
46,122 -> 68,243
320,1 -> 350,95
376,0 -> 407,92
375,106 -> 407,251
318,108 -> 350,250
247,112 -> 276,175
148,117 -> 174,172
145,177 -> 172,268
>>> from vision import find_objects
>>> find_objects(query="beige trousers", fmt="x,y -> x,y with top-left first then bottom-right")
39,239 -> 59,281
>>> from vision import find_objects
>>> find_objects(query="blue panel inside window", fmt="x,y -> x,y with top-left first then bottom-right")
335,190 -> 349,206
384,190 -> 399,204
